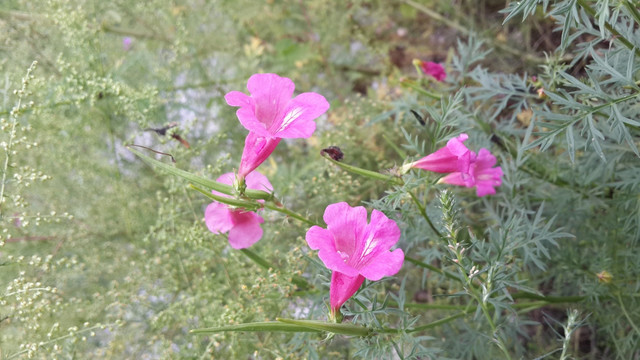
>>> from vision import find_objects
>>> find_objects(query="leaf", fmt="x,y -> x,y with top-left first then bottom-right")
276,318 -> 372,336
191,321 -> 322,334
128,146 -> 273,201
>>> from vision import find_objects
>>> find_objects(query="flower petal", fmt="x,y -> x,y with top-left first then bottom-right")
238,132 -> 281,178
244,171 -> 274,193
306,226 -> 358,276
330,272 -> 365,314
227,211 -> 265,249
359,248 -> 404,281
350,209 -> 401,270
270,92 -> 330,138
247,73 -> 295,131
324,202 -> 367,262
234,107 -> 271,138
439,172 -> 473,188
224,91 -> 253,108
204,202 -> 234,233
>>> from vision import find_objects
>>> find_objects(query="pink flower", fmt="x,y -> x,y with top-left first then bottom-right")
420,61 -> 446,82
440,148 -> 503,197
122,37 -> 132,51
225,73 -> 330,178
305,202 -> 404,317
204,171 -> 273,249
402,133 -> 474,175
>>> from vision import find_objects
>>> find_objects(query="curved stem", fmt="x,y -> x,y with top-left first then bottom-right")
263,202 -> 320,227
616,292 -> 640,338
408,192 -> 444,239
577,0 -> 640,57
404,256 -> 460,282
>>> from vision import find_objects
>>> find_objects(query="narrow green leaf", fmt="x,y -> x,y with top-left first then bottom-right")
190,184 -> 260,210
128,146 -> 272,200
276,318 -> 372,336
191,321 -> 321,334
322,154 -> 403,185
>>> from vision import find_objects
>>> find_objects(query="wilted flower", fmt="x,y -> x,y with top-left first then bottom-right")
401,133 -> 474,175
419,61 -> 446,82
225,73 -> 330,178
305,202 -> 404,318
439,148 -> 503,197
596,270 -> 613,284
204,172 -> 273,249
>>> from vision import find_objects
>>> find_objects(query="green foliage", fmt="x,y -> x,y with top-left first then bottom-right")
1,0 -> 639,359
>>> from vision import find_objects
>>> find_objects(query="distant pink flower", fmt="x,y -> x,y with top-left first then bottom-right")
305,202 -> 404,317
225,73 -> 330,178
440,148 -> 503,197
204,171 -> 273,249
420,61 -> 446,82
122,37 -> 133,51
402,133 -> 474,175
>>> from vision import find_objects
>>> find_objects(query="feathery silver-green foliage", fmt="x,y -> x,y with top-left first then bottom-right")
1,0 -> 639,359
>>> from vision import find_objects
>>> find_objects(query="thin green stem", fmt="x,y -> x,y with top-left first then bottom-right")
321,155 -> 403,185
624,0 -> 640,26
405,310 -> 471,333
6,323 -> 113,359
616,292 -> 640,338
576,0 -> 640,57
240,249 -> 311,290
263,202 -> 320,227
408,192 -> 444,239
381,133 -> 407,159
0,61 -> 36,217
404,256 -> 460,282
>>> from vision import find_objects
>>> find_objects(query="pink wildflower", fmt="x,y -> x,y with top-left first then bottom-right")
122,37 -> 132,51
225,73 -> 330,178
402,133 -> 475,175
204,171 -> 273,249
305,202 -> 404,317
420,61 -> 446,82
439,148 -> 503,197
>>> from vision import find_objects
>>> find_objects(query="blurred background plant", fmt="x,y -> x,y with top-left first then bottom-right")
0,0 -> 638,358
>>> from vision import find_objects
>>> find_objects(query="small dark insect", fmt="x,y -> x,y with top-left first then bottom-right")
320,146 -> 344,161
97,92 -> 104,99
145,122 -> 191,148
410,110 -> 426,126
145,122 -> 178,136
489,133 -> 507,152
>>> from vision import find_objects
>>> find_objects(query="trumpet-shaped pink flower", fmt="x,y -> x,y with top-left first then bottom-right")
403,133 -> 474,175
420,61 -> 446,82
305,202 -> 404,316
225,73 -> 330,178
204,171 -> 273,249
440,148 -> 503,197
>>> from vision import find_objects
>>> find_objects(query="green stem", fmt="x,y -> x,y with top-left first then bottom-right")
405,310 -> 471,333
321,154 -> 403,185
0,61 -> 37,218
263,202 -> 320,227
624,0 -> 640,26
511,292 -> 585,303
408,192 -> 444,239
381,133 -> 407,159
239,249 -> 310,290
616,292 -> 640,338
190,184 -> 260,210
404,256 -> 460,282
576,0 -> 640,57
399,78 -> 442,100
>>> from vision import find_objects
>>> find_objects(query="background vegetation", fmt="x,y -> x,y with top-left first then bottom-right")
1,0 -> 639,358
